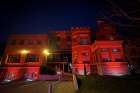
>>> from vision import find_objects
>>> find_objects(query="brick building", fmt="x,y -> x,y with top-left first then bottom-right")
0,21 -> 129,81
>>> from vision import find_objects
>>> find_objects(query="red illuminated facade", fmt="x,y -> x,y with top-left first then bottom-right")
91,41 -> 128,76
1,21 -> 129,81
72,27 -> 91,75
2,34 -> 48,81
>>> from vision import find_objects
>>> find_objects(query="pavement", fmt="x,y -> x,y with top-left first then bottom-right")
0,80 -> 59,93
0,73 -> 76,93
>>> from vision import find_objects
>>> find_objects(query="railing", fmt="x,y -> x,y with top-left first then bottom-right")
73,74 -> 79,90
48,83 -> 52,93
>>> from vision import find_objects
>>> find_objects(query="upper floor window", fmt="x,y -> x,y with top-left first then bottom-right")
102,58 -> 111,62
18,40 -> 25,45
82,52 -> 89,56
80,39 -> 89,45
112,48 -> 120,52
101,48 -> 109,52
36,40 -> 42,45
27,40 -> 34,45
67,36 -> 71,41
10,40 -> 16,45
44,40 -> 48,45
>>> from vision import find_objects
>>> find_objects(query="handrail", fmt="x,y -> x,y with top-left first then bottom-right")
48,83 -> 52,93
73,74 -> 79,90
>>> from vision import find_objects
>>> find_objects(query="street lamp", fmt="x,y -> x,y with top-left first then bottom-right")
43,49 -> 50,65
21,49 -> 29,54
20,49 -> 29,63
43,49 -> 50,56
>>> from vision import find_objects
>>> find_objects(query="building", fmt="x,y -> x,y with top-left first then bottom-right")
91,41 -> 128,76
0,21 -> 129,81
72,27 -> 91,75
2,34 -> 48,81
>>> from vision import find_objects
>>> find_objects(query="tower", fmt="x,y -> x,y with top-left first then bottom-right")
71,27 -> 91,75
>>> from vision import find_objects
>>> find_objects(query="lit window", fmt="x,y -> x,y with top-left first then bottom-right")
25,54 -> 39,62
101,48 -> 109,52
8,55 -> 20,63
102,58 -> 111,62
112,48 -> 120,52
36,40 -> 42,45
82,52 -> 89,56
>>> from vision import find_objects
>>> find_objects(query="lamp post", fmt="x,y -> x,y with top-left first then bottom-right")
21,49 -> 29,63
43,49 -> 50,65
43,49 -> 50,56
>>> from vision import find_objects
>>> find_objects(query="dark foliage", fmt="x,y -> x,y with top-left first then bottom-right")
40,65 -> 56,75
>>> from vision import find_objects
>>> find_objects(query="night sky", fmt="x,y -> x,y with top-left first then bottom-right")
0,0 -> 106,41
0,0 -> 103,55
0,0 -> 140,50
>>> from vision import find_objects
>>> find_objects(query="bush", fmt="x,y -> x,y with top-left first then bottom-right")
40,65 -> 56,75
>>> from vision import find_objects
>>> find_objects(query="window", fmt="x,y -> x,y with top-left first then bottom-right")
67,36 -> 71,41
47,54 -> 61,62
18,40 -> 25,45
27,40 -> 34,45
80,39 -> 89,45
115,58 -> 124,62
25,54 -> 39,62
44,40 -> 48,45
36,40 -> 42,45
82,52 -> 89,56
112,48 -> 120,52
95,54 -> 99,62
82,51 -> 90,63
67,41 -> 71,46
10,40 -> 16,45
101,48 -> 109,52
102,58 -> 111,62
8,55 -> 20,63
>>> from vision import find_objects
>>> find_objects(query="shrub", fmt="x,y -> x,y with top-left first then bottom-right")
40,65 -> 56,75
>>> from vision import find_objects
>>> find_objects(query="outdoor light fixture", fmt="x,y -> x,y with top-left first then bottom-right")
4,79 -> 12,83
21,49 -> 29,54
43,49 -> 50,56
26,79 -> 33,82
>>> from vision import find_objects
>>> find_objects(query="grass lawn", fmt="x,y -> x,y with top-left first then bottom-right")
77,74 -> 140,93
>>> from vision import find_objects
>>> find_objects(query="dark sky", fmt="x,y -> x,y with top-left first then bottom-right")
0,0 -> 107,55
1,0 -> 139,42
0,0 -> 139,55
0,0 -> 106,42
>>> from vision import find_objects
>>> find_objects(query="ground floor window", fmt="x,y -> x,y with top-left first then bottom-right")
25,54 -> 39,62
8,55 -> 20,63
